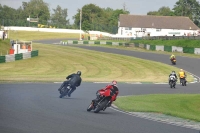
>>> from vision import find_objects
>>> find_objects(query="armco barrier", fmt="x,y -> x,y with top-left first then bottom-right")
94,41 -> 100,45
164,45 -> 172,52
183,47 -> 195,54
31,50 -> 39,57
194,48 -> 200,54
0,56 -> 5,63
150,45 -> 156,51
156,45 -> 164,51
89,41 -> 94,44
119,43 -> 123,46
106,42 -> 112,45
146,44 -> 150,50
112,42 -> 119,46
61,40 -> 200,54
73,41 -> 78,44
135,43 -> 139,47
23,52 -> 31,59
172,46 -> 183,52
83,41 -> 89,44
5,54 -> 15,62
124,43 -> 130,47
100,41 -> 106,44
138,43 -> 144,48
0,50 -> 38,63
15,53 -> 23,60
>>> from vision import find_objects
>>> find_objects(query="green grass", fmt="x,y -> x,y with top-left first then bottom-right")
8,30 -> 89,41
114,94 -> 200,122
0,39 -> 11,55
0,43 -> 193,83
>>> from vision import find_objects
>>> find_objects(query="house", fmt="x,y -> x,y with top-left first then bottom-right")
117,14 -> 199,37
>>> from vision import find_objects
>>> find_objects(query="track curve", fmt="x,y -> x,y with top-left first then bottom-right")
0,40 -> 199,133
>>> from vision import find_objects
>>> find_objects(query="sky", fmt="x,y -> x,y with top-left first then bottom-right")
0,0 -> 192,24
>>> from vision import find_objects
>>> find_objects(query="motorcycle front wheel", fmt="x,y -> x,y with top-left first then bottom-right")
87,102 -> 94,112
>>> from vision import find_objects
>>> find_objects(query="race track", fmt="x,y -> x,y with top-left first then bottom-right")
0,40 -> 199,133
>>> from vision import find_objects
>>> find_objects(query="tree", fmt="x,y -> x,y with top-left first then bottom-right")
73,4 -> 129,33
73,4 -> 104,31
147,6 -> 174,16
173,0 -> 200,26
22,0 -> 50,25
0,4 -> 18,26
51,5 -> 69,28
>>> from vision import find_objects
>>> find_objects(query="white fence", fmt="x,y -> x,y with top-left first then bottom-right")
4,26 -> 113,37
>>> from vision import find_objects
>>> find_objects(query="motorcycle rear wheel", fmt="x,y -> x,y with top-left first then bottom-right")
94,99 -> 108,113
59,88 -> 69,98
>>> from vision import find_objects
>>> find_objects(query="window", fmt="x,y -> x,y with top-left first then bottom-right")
156,29 -> 161,32
125,27 -> 132,30
141,28 -> 146,31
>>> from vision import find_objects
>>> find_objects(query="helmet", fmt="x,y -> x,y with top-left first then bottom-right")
77,71 -> 81,76
172,71 -> 175,74
112,80 -> 117,86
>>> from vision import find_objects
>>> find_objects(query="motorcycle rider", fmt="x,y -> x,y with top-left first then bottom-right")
178,69 -> 187,84
93,80 -> 119,107
170,54 -> 176,62
58,71 -> 82,97
168,71 -> 178,84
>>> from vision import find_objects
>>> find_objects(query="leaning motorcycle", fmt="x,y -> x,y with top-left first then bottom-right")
59,84 -> 72,98
171,58 -> 176,65
169,75 -> 176,88
87,89 -> 116,113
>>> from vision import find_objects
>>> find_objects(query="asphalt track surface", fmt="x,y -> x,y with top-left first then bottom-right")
0,39 -> 199,133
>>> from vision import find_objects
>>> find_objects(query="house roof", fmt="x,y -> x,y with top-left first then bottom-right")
119,14 -> 199,30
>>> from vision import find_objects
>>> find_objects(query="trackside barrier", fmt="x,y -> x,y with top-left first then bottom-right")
31,50 -> 38,57
164,46 -> 172,52
23,52 -> 31,59
0,50 -> 39,63
194,48 -> 200,54
0,56 -> 6,63
156,45 -> 164,51
60,41 -> 200,54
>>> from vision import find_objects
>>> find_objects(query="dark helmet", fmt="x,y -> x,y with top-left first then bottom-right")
172,71 -> 176,75
112,80 -> 117,86
77,71 -> 81,76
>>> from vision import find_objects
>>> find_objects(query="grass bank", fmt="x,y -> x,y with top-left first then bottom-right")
114,94 -> 200,122
0,43 -> 193,83
0,39 -> 11,55
8,30 -> 89,40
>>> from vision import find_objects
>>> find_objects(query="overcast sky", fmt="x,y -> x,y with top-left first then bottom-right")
1,0 -> 197,24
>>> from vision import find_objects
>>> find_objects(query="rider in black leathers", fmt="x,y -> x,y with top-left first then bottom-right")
168,71 -> 178,84
58,71 -> 82,97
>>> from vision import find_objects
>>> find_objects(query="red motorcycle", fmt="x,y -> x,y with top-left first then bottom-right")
87,87 -> 118,113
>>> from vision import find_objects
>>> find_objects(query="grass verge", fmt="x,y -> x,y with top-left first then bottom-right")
8,30 -> 89,41
0,39 -> 11,55
114,94 -> 200,122
0,43 -> 193,83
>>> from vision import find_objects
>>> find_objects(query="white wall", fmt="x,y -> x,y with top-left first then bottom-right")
118,27 -> 199,37
4,26 -> 113,37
